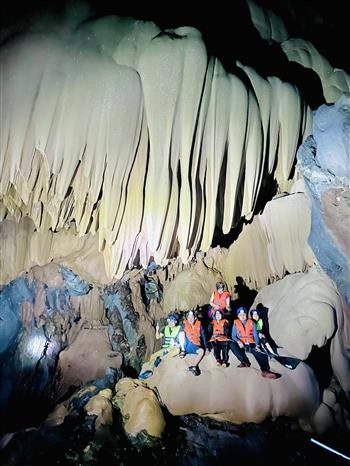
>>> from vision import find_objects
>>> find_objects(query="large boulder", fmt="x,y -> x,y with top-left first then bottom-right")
144,352 -> 318,425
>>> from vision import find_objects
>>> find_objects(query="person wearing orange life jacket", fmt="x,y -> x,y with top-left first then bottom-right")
230,307 -> 281,380
208,310 -> 230,367
208,282 -> 231,319
178,310 -> 209,376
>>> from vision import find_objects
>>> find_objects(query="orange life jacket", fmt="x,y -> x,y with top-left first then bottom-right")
184,320 -> 202,346
210,319 -> 229,342
234,319 -> 255,344
213,290 -> 230,310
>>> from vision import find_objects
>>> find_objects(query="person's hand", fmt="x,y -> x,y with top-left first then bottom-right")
238,341 -> 244,349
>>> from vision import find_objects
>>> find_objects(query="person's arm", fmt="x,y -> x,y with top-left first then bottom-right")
231,323 -> 244,348
259,319 -> 267,338
207,322 -> 213,339
173,326 -> 181,347
252,321 -> 259,346
225,294 -> 231,311
209,292 -> 217,309
231,324 -> 238,341
155,322 -> 164,340
200,325 -> 209,349
224,320 -> 229,337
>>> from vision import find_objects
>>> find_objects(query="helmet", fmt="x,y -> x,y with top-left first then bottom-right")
236,306 -> 247,315
167,313 -> 177,322
250,308 -> 260,317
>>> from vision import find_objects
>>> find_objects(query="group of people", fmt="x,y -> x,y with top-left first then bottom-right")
139,282 -> 281,380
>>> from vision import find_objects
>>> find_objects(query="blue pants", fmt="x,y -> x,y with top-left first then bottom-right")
230,342 -> 269,371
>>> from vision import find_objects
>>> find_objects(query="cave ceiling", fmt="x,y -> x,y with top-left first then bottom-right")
0,0 -> 349,284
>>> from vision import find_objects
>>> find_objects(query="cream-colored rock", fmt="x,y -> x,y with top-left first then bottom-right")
0,13 -> 313,281
56,329 -> 122,399
70,287 -> 106,328
72,384 -> 98,401
114,378 -> 165,438
43,403 -> 69,427
84,388 -> 113,430
0,217 -> 109,285
310,388 -> 337,434
31,263 -> 65,288
161,192 -> 315,312
163,262 -> 222,313
137,268 -> 349,432
281,38 -> 350,103
254,268 -> 350,393
144,352 -> 318,425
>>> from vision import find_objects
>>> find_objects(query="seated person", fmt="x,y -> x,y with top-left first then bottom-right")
208,282 -> 231,319
250,308 -> 277,356
208,309 -> 230,367
178,310 -> 209,376
139,313 -> 181,379
230,307 -> 281,379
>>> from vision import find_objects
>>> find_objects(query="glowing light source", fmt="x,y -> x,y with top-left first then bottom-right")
310,438 -> 350,461
25,334 -> 48,359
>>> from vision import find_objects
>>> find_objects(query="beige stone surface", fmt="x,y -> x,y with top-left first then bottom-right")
163,262 -> 221,312
84,388 -> 113,430
0,217 -> 109,285
56,329 -> 122,399
31,263 -> 65,288
0,14 -> 323,281
144,350 -> 318,425
322,186 -> 350,263
114,378 -> 165,438
43,403 -> 69,427
254,268 -> 350,393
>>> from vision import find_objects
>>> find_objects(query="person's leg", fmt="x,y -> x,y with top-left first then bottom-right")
253,347 -> 281,378
261,337 -> 278,356
192,347 -> 204,367
250,347 -> 270,371
178,331 -> 185,351
230,341 -> 250,366
147,348 -> 166,368
160,345 -> 179,361
183,341 -> 204,375
221,341 -> 229,364
177,331 -> 187,357
212,341 -> 221,363
139,348 -> 166,378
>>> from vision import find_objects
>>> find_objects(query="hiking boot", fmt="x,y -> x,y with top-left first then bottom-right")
154,356 -> 162,367
237,362 -> 250,368
221,362 -> 227,368
261,371 -> 281,379
178,350 -> 186,359
138,370 -> 153,380
216,361 -> 221,366
189,365 -> 200,376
